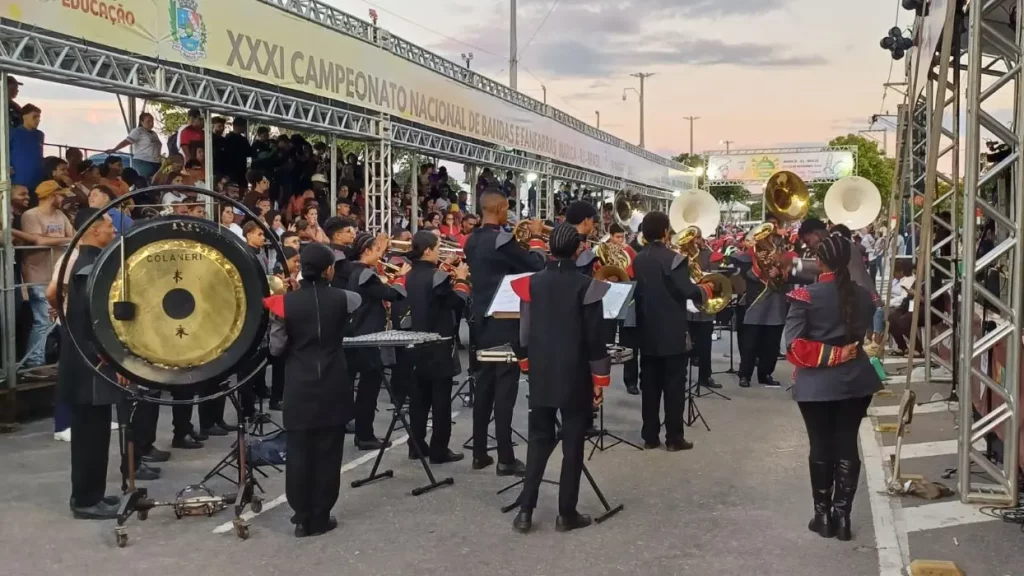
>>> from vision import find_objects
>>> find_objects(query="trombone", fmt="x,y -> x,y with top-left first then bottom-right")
389,238 -> 465,260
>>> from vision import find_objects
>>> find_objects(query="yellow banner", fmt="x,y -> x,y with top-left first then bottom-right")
3,0 -> 687,189
4,0 -> 161,52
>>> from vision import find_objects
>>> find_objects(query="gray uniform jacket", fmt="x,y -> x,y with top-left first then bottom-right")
742,265 -> 790,326
797,239 -> 879,306
784,279 -> 882,402
686,247 -> 716,324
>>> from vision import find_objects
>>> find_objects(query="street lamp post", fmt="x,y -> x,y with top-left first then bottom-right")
623,72 -> 654,148
595,110 -> 600,129
683,116 -> 700,155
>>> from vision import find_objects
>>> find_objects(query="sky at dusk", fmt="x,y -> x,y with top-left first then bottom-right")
19,0 -> 919,167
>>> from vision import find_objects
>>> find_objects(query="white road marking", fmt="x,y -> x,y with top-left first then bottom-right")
859,419 -> 909,576
866,402 -> 954,418
897,499 -> 998,533
212,411 -> 460,534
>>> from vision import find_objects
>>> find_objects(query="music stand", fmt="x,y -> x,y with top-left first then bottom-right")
712,296 -> 740,377
685,362 -> 711,432
347,331 -> 455,497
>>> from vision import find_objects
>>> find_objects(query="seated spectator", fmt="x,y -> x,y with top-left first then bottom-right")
99,156 -> 129,197
65,148 -> 85,182
301,203 -> 329,243
337,197 -> 353,218
219,204 -> 243,238
152,154 -> 185,186
87,185 -> 133,234
288,189 -> 316,223
887,259 -> 919,355
184,159 -> 205,187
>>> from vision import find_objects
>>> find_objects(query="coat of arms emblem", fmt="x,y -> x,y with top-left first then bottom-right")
169,0 -> 207,62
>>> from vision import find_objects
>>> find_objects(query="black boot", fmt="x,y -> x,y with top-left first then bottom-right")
832,458 -> 861,541
807,459 -> 835,538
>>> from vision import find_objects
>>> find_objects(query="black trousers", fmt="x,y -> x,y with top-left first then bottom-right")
70,404 -> 112,508
170,388 -> 197,439
739,324 -> 784,382
473,361 -> 520,464
409,374 -> 453,460
270,355 -> 286,405
519,406 -> 587,516
115,401 -> 150,476
198,382 -> 226,431
132,395 -> 160,454
348,350 -> 383,441
797,396 -> 872,463
286,425 -> 345,531
734,304 -> 748,365
640,353 -> 687,444
687,321 -> 714,384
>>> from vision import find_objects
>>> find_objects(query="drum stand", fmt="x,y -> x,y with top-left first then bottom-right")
113,394 -> 237,547
586,403 -> 642,461
451,372 -> 475,408
351,372 -> 454,496
499,416 -> 624,524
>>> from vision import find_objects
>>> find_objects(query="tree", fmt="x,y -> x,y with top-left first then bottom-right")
153,103 -> 188,136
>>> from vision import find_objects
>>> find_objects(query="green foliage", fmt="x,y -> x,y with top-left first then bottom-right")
153,103 -> 188,136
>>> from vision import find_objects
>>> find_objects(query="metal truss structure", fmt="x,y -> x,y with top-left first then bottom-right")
257,0 -> 682,174
0,25 -> 673,198
954,0 -> 1021,505
364,119 -> 394,235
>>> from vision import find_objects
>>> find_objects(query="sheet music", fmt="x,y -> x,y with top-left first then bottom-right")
486,272 -> 534,317
601,282 -> 633,320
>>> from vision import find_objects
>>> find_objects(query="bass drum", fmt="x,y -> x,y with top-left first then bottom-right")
88,216 -> 270,390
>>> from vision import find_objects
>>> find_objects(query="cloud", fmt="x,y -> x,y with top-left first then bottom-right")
528,38 -> 825,78
515,0 -> 790,20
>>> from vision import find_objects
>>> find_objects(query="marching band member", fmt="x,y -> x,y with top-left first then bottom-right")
510,224 -> 611,534
59,208 -> 121,520
324,216 -> 359,289
346,232 -> 409,451
784,235 -> 881,542
565,201 -> 599,276
405,231 -> 471,464
797,218 -> 878,306
686,234 -> 722,390
266,243 -> 362,538
464,189 -> 545,476
632,212 -> 713,451
736,230 -> 794,389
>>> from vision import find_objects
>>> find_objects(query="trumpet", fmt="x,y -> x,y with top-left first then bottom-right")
513,220 -> 552,250
676,226 -> 732,314
378,260 -> 405,283
389,238 -> 464,260
440,258 -> 471,284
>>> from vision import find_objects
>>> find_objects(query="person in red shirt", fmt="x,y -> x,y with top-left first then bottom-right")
178,110 -> 205,162
439,211 -> 461,241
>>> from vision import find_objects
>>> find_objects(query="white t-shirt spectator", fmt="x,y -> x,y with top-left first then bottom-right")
226,223 -> 244,239
861,233 -> 876,261
161,190 -> 187,205
126,126 -> 162,163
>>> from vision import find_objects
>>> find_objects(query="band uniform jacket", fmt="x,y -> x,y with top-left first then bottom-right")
405,260 -> 470,380
57,245 -> 122,407
265,280 -> 362,430
783,275 -> 882,402
633,242 -> 711,357
329,243 -> 356,291
617,239 -> 644,350
463,223 -> 545,349
796,238 -> 879,307
686,247 -> 716,324
512,261 -> 612,410
346,263 -> 407,337
741,250 -> 791,327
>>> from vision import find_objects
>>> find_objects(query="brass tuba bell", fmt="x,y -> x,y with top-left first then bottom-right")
824,176 -> 882,231
612,190 -> 645,233
675,226 -> 732,314
764,171 -> 810,223
594,242 -> 631,282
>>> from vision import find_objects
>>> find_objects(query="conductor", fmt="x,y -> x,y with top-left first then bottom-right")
510,224 -> 611,534
266,243 -> 362,538
632,212 -> 713,451
463,188 -> 546,475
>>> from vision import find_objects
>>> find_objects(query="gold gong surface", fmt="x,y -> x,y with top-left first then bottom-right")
109,239 -> 247,368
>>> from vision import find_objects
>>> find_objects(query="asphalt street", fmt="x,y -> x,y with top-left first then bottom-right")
1,333 -> 1019,575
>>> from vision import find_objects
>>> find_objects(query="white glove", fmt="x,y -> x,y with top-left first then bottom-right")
686,301 -> 700,314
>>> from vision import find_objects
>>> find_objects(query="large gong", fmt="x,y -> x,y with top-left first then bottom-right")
88,216 -> 269,388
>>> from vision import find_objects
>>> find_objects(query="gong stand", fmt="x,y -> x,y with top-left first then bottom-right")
200,390 -> 273,506
347,333 -> 455,496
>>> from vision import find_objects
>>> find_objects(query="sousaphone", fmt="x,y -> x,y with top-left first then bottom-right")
668,188 -> 721,238
764,171 -> 810,223
824,176 -> 882,231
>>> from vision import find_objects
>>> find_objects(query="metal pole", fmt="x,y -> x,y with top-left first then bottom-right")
329,135 -> 337,217
595,111 -> 600,129
542,85 -> 547,104
509,0 -> 518,90
202,110 -> 215,219
683,116 -> 700,155
638,75 -> 645,148
0,71 -> 16,409
410,155 -> 419,233
127,98 -> 137,162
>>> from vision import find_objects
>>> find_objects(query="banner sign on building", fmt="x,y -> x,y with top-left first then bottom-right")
2,0 -> 688,190
705,149 -> 855,185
